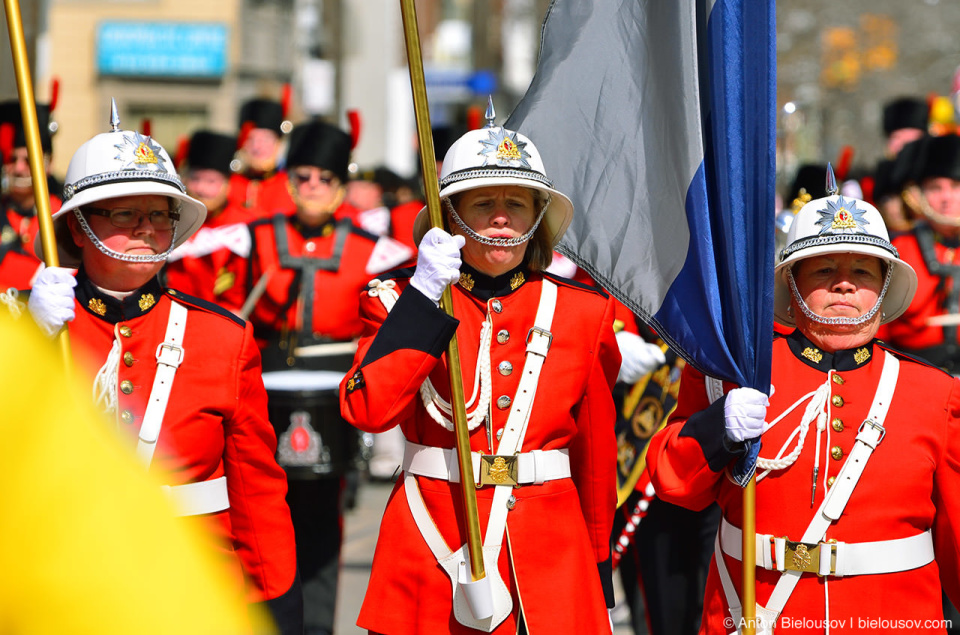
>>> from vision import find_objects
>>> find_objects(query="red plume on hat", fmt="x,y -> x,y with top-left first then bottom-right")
140,118 -> 152,138
174,134 -> 190,171
466,104 -> 482,131
835,145 -> 854,182
0,123 -> 13,163
49,77 -> 60,114
280,83 -> 292,120
347,109 -> 361,150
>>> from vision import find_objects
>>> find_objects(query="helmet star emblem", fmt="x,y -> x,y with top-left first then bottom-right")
478,127 -> 532,169
815,195 -> 868,235
114,131 -> 168,173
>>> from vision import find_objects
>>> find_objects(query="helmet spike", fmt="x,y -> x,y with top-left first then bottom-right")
109,98 -> 120,132
484,96 -> 496,128
825,162 -> 838,196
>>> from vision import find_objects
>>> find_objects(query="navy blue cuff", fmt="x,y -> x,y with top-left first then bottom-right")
678,395 -> 745,472
597,557 -> 615,608
361,285 -> 459,368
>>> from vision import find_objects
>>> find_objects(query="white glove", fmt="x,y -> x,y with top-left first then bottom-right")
28,266 -> 77,337
615,330 -> 666,384
723,387 -> 769,443
411,228 -> 465,304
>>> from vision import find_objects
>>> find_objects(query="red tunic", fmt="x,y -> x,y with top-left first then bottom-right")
64,272 -> 298,610
224,209 -> 413,349
887,225 -> 960,351
229,171 -> 295,219
0,195 -> 60,290
340,266 -> 620,634
163,201 -> 257,305
647,330 -> 960,634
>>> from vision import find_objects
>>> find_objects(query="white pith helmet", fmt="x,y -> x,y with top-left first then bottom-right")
774,164 -> 917,327
36,100 -> 206,267
412,98 -> 573,247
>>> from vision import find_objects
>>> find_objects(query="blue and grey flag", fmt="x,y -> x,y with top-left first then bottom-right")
507,0 -> 776,405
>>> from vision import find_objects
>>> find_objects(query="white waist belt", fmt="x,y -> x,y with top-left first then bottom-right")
720,518 -> 934,578
402,441 -> 570,486
162,476 -> 230,517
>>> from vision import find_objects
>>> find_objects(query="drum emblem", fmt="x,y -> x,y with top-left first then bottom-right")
278,411 -> 325,466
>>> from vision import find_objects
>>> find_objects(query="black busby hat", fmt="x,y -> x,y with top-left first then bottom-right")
0,100 -> 54,154
890,136 -> 929,187
186,130 -> 237,177
239,98 -> 285,135
872,159 -> 900,200
882,97 -> 929,137
785,164 -> 827,213
286,120 -> 352,183
919,134 -> 960,182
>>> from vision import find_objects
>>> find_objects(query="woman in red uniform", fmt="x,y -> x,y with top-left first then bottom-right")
340,107 -> 620,634
647,167 -> 960,634
26,102 -> 301,633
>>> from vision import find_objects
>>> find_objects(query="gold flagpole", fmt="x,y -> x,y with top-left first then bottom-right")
3,0 -> 70,360
398,0 -> 485,581
742,476 -> 757,634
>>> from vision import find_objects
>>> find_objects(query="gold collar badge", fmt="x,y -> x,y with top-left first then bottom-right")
854,347 -> 871,364
509,272 -> 525,290
459,272 -> 475,291
802,347 -> 823,363
138,294 -> 155,311
88,297 -> 107,316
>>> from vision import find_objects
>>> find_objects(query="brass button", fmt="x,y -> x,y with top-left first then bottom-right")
832,374 -> 844,385
498,361 -> 513,376
119,325 -> 133,338
506,495 -> 516,510
491,299 -> 503,313
831,418 -> 844,433
496,429 -> 503,441
120,410 -> 134,424
120,380 -> 134,395
497,395 -> 512,410
305,241 -> 316,252
827,476 -> 837,487
497,329 -> 510,344
831,446 -> 843,461
831,395 -> 844,408
123,351 -> 135,367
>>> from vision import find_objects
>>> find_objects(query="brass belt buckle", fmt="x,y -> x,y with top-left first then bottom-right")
478,454 -> 518,487
783,539 -> 821,575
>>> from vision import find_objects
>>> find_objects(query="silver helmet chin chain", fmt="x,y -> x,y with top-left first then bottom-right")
73,209 -> 177,263
443,197 -> 547,247
785,262 -> 894,326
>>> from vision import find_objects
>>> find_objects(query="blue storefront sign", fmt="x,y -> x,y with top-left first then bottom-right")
97,22 -> 228,79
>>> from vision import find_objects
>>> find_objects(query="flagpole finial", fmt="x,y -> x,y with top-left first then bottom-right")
825,162 -> 838,196
484,96 -> 496,128
109,98 -> 120,132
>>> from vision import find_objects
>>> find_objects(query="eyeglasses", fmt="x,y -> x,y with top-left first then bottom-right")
291,170 -> 337,187
84,207 -> 181,230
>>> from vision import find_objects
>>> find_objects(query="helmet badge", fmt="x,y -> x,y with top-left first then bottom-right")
816,195 -> 868,234
814,164 -> 866,234
477,95 -> 532,169
114,131 -> 167,173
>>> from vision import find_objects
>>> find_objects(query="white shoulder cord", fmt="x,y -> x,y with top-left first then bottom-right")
755,378 -> 831,479
0,288 -> 24,318
93,335 -> 122,416
367,279 -> 491,431
708,374 -> 831,481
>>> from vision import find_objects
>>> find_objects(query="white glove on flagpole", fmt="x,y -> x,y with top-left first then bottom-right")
723,387 -> 769,442
410,227 -> 466,304
615,330 -> 666,384
28,266 -> 77,337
